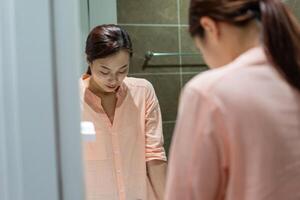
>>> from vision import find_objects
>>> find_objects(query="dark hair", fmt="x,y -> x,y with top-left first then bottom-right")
189,0 -> 300,91
85,24 -> 133,75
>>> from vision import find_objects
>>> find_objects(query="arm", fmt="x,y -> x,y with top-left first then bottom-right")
147,160 -> 167,200
144,81 -> 168,199
165,87 -> 228,200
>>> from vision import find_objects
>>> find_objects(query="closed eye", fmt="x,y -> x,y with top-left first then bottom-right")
119,70 -> 127,74
118,67 -> 128,74
100,71 -> 109,75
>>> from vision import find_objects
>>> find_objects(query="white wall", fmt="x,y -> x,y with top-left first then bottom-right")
89,0 -> 117,27
0,0 -> 84,200
79,0 -> 118,73
80,0 -> 90,74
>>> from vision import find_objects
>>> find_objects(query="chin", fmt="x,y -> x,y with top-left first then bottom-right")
102,88 -> 115,93
104,85 -> 119,92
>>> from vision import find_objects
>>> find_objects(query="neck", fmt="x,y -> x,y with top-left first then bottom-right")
223,20 -> 261,64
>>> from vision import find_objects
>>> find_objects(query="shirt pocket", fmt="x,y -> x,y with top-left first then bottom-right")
83,137 -> 108,161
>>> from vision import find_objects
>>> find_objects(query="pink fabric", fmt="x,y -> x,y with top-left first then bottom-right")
80,75 -> 166,200
166,47 -> 300,200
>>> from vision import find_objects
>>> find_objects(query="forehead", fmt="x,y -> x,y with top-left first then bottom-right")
92,50 -> 130,70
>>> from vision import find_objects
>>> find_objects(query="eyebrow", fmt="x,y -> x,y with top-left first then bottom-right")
99,64 -> 128,70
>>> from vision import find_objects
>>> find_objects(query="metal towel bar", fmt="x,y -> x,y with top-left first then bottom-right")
143,51 -> 199,68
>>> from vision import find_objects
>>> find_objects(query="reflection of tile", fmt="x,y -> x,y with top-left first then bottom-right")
180,0 -> 300,29
180,0 -> 300,23
180,0 -> 300,24
117,0 -> 178,24
180,27 -> 207,71
180,0 -> 190,25
281,0 -> 300,22
130,74 -> 181,121
122,26 -> 180,73
292,0 -> 300,20
163,122 -> 176,157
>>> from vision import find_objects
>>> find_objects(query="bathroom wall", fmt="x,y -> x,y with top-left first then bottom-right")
286,0 -> 300,20
117,0 -> 208,155
117,0 -> 300,155
80,0 -> 118,73
0,0 -> 84,199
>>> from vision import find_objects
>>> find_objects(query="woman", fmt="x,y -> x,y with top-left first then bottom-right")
166,0 -> 300,199
80,24 -> 167,200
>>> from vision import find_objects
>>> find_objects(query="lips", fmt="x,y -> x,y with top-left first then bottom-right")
106,84 -> 117,89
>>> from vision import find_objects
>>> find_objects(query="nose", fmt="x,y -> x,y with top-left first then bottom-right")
108,74 -> 119,85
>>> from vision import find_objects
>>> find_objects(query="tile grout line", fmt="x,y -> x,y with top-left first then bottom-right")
162,121 -> 176,124
118,23 -> 189,27
177,0 -> 183,88
129,71 -> 200,76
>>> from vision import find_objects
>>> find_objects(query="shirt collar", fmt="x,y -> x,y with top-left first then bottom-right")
80,74 -> 128,113
230,46 -> 268,68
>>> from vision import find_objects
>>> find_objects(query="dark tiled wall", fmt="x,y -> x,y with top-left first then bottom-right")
117,0 -> 300,156
117,0 -> 207,156
286,0 -> 300,20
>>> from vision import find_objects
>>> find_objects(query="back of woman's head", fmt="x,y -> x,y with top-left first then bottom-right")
189,0 -> 300,91
85,24 -> 133,74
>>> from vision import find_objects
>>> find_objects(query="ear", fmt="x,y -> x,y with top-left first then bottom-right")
199,16 -> 220,41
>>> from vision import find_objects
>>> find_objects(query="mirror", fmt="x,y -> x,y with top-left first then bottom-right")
78,0 -> 300,200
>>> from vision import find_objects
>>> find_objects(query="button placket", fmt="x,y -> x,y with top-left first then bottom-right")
111,129 -> 126,200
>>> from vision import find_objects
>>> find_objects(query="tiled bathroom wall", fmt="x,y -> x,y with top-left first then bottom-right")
116,0 -> 300,155
117,0 -> 208,155
286,0 -> 300,20
296,3 -> 300,19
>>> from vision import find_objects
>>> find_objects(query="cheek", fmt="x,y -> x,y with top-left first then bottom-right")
194,37 -> 211,66
197,43 -> 218,68
196,46 -> 212,68
92,74 -> 107,85
118,73 -> 127,82
202,53 -> 219,68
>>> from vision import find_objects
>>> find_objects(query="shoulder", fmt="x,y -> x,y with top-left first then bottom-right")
124,77 -> 155,92
183,60 -> 274,115
124,77 -> 159,104
185,47 -> 269,97
182,62 -> 254,110
184,65 -> 235,97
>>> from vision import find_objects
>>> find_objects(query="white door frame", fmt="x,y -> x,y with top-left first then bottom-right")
0,0 -> 84,200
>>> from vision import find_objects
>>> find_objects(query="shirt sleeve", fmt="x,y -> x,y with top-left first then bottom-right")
165,85 -> 228,200
144,81 -> 167,162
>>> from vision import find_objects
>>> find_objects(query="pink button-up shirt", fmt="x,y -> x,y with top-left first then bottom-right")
80,75 -> 166,200
166,47 -> 300,200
